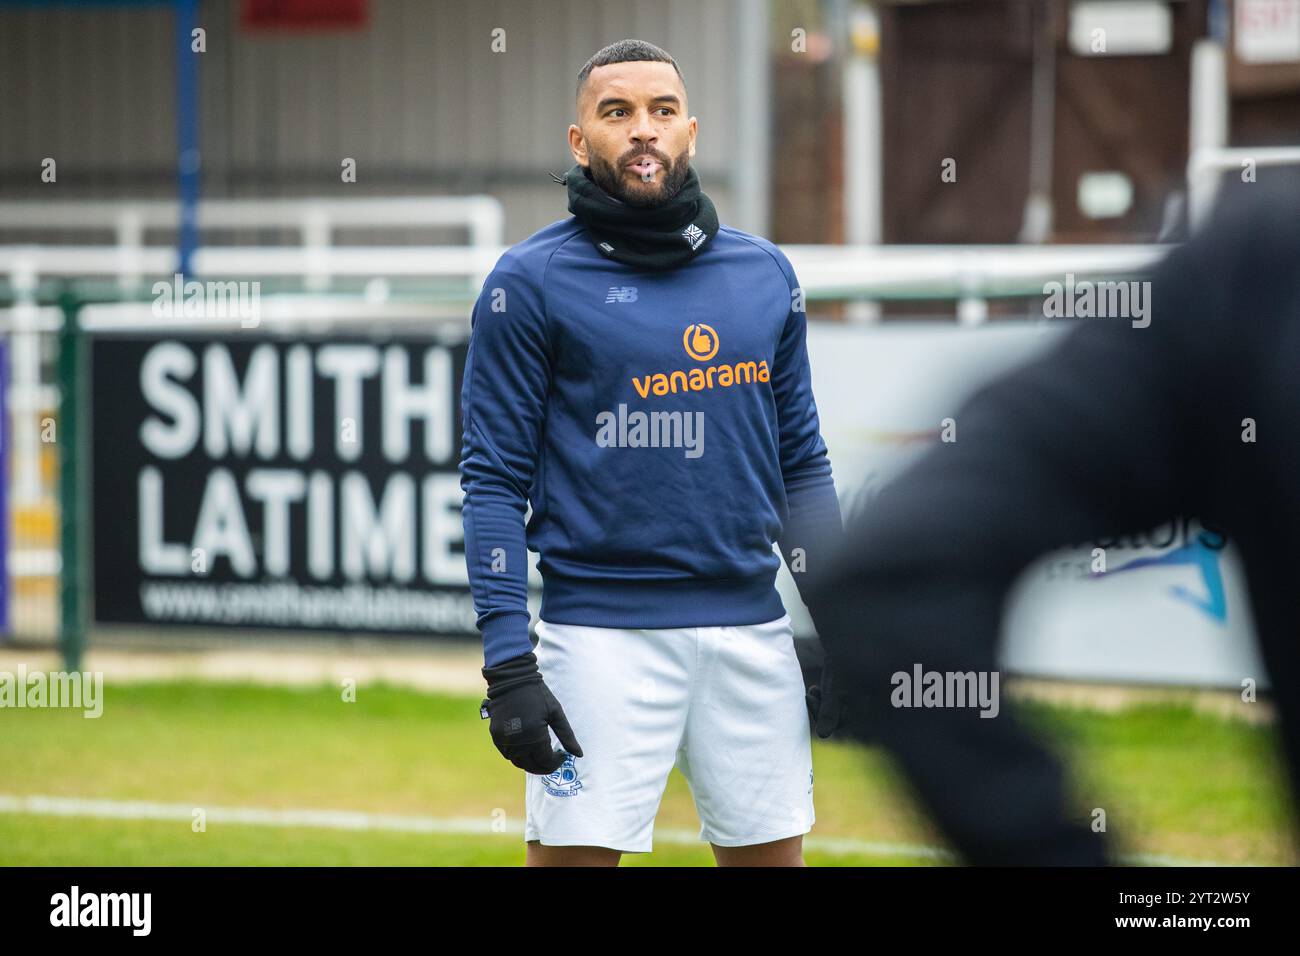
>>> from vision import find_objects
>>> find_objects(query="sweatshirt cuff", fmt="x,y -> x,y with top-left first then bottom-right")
481,611 -> 534,667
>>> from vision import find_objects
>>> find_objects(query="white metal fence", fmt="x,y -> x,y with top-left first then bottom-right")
1187,145 -> 1300,230
0,196 -> 505,292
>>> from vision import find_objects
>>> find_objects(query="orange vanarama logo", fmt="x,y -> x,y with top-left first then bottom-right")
683,323 -> 719,361
631,324 -> 770,399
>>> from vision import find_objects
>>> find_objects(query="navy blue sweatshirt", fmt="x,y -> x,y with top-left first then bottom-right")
459,215 -> 842,666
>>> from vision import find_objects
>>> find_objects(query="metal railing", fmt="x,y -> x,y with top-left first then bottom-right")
0,195 -> 505,292
1187,145 -> 1300,230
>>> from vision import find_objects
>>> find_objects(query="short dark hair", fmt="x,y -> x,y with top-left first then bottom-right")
576,39 -> 684,101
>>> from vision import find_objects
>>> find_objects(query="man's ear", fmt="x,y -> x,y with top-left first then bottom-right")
568,124 -> 588,166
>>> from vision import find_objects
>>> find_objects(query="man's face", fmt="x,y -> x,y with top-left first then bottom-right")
570,60 -> 698,208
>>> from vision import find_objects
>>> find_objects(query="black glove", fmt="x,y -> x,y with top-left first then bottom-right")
806,644 -> 846,740
479,651 -> 583,774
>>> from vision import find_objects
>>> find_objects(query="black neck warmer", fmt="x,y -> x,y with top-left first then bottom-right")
555,163 -> 719,271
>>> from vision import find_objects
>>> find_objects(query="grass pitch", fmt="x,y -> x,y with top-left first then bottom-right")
0,680 -> 1293,866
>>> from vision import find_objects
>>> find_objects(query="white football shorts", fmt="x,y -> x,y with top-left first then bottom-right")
523,612 -> 815,853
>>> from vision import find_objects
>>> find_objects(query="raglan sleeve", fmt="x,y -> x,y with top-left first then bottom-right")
769,252 -> 844,630
459,253 -> 552,667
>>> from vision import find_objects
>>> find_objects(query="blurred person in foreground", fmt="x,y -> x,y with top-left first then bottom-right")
808,183 -> 1300,866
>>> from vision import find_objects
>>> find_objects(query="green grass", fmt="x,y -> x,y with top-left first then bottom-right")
0,681 -> 1293,866
0,816 -> 940,867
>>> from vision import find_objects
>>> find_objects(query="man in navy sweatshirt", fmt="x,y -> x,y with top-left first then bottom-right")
460,39 -> 844,866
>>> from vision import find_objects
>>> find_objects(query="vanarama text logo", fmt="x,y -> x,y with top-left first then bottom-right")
632,324 -> 770,398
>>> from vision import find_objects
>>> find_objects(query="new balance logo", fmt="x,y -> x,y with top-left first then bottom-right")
606,286 -> 638,304
682,223 -> 706,250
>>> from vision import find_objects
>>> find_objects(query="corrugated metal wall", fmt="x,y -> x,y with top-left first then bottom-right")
0,0 -> 743,241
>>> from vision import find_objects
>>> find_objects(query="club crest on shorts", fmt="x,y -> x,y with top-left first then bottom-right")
542,753 -> 583,797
